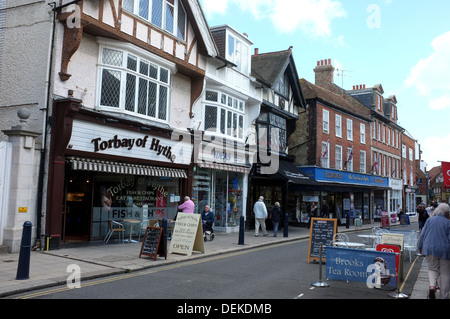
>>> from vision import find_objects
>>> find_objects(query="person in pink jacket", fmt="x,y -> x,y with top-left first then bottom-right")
178,196 -> 195,213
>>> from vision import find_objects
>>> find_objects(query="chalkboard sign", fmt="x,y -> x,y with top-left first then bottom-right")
307,218 -> 337,264
399,214 -> 410,226
139,227 -> 167,260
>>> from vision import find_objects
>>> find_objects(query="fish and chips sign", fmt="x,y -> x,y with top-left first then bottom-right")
168,213 -> 205,256
326,246 -> 397,288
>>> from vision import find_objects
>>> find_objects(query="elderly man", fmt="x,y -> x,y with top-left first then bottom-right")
253,196 -> 268,237
178,196 -> 195,213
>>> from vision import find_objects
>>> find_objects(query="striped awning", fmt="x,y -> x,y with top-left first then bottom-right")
67,157 -> 187,178
197,161 -> 250,174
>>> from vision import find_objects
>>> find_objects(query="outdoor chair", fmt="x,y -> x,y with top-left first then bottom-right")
104,219 -> 125,244
403,231 -> 419,262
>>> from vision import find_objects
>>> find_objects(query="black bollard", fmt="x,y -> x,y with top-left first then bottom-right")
16,221 -> 32,280
346,212 -> 350,229
283,213 -> 288,237
238,215 -> 245,245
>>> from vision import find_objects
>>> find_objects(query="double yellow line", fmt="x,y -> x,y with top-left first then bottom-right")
17,241 -> 297,299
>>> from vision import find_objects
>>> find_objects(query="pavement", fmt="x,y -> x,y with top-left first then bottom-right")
0,219 -> 432,299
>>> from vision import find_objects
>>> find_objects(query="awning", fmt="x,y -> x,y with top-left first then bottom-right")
197,161 -> 251,174
276,160 -> 318,185
67,157 -> 187,178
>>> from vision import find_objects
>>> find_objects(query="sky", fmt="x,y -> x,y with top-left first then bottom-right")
199,0 -> 450,170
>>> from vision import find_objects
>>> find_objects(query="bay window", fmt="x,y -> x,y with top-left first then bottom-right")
98,46 -> 171,122
204,90 -> 245,140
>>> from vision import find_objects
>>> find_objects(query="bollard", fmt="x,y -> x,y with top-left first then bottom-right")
283,213 -> 288,237
312,243 -> 329,287
238,215 -> 245,245
16,221 -> 32,280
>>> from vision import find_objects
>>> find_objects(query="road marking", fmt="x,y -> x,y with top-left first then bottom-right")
294,293 -> 304,299
16,240 -> 303,299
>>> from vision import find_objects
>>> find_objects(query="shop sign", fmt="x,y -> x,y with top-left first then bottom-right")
168,213 -> 205,256
68,120 -> 192,165
326,246 -> 396,288
299,167 -> 389,187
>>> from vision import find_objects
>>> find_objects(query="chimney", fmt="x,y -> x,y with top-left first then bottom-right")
314,59 -> 335,89
254,48 -> 259,55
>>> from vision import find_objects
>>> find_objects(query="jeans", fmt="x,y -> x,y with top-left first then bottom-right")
273,222 -> 279,236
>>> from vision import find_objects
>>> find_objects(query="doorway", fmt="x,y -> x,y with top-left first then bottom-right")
63,170 -> 93,242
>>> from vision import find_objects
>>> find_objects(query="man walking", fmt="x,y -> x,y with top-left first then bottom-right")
253,196 -> 268,237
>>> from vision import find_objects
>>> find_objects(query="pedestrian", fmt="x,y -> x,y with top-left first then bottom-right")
320,200 -> 329,218
270,202 -> 282,237
311,202 -> 318,217
178,196 -> 195,213
201,205 -> 214,234
417,203 -> 450,299
253,196 -> 268,237
417,203 -> 429,230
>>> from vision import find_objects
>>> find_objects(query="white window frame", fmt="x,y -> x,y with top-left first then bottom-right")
335,114 -> 342,138
360,123 -> 366,144
321,141 -> 329,168
402,145 -> 407,158
203,90 -> 245,140
96,42 -> 175,124
346,147 -> 353,172
335,145 -> 342,170
323,109 -> 329,134
226,33 -> 250,75
346,119 -> 353,141
360,150 -> 366,173
123,0 -> 187,41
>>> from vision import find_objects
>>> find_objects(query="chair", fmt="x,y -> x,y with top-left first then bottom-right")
332,233 -> 349,247
404,231 -> 419,262
104,219 -> 125,244
138,220 -> 149,242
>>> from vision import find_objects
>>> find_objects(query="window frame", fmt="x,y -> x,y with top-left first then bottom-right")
335,114 -> 342,138
335,144 -> 342,170
346,119 -> 353,141
122,0 -> 187,41
203,89 -> 246,141
323,109 -> 329,134
96,43 -> 174,123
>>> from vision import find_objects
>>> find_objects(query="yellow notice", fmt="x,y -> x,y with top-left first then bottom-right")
381,233 -> 404,250
18,207 -> 27,213
168,213 -> 205,256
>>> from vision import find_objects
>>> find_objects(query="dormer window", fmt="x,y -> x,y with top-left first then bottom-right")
123,0 -> 187,40
376,94 -> 383,111
226,34 -> 250,75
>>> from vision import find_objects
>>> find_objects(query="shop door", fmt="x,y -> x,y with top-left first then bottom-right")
64,171 -> 93,242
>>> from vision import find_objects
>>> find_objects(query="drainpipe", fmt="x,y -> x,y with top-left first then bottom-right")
36,1 -> 57,250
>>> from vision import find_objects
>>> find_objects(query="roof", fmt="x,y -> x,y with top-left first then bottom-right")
299,78 -> 372,121
251,48 -> 306,108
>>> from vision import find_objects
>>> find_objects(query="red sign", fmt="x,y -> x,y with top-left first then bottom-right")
377,244 -> 400,285
442,161 -> 450,188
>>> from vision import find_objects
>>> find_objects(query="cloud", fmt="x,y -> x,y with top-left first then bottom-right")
201,0 -> 347,38
421,133 -> 450,168
404,31 -> 450,111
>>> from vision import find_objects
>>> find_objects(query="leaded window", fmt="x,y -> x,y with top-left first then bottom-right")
99,47 -> 170,122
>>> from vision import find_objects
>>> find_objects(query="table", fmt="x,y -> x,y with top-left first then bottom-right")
123,219 -> 141,243
334,242 -> 366,249
357,234 -> 381,244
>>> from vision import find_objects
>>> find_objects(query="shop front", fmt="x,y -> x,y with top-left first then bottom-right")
46,100 -> 192,247
193,137 -> 250,233
249,158 -> 317,228
298,166 -> 390,225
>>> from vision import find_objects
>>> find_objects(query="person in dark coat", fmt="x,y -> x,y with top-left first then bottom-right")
270,202 -> 282,237
417,203 -> 429,230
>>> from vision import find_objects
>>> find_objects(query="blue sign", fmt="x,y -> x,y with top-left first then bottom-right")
299,167 -> 389,188
325,246 -> 397,288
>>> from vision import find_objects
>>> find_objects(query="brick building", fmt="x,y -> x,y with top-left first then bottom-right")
289,59 -> 389,224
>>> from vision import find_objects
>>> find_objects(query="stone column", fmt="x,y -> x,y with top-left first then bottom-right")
2,109 -> 41,253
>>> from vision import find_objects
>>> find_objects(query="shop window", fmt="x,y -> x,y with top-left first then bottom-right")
214,171 -> 243,229
91,175 -> 180,238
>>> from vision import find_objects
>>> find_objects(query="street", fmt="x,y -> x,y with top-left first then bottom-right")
10,225 -> 422,301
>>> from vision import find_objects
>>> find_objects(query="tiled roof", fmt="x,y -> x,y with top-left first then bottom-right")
300,78 -> 371,120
